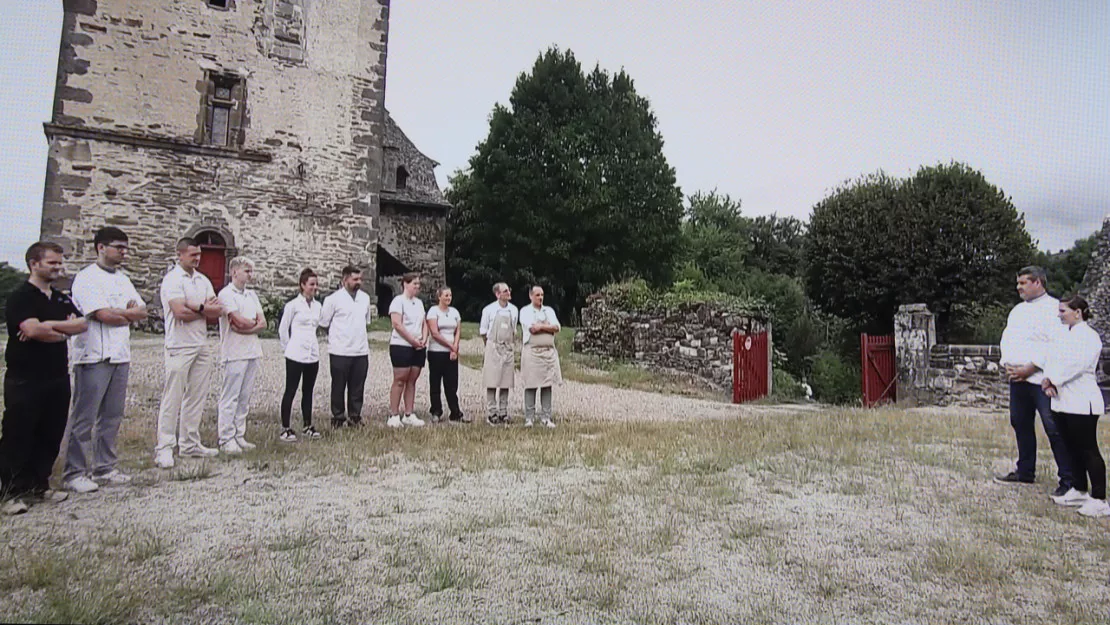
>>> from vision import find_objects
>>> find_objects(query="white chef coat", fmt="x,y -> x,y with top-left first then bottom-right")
319,287 -> 373,357
1044,321 -> 1105,415
520,305 -> 560,345
70,263 -> 143,364
279,295 -> 322,364
1000,293 -> 1062,385
217,283 -> 264,362
480,301 -> 518,337
160,264 -> 216,349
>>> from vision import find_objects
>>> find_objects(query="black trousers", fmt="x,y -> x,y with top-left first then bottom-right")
329,354 -> 368,425
281,359 -> 318,430
427,351 -> 461,418
0,375 -> 71,498
1055,411 -> 1106,500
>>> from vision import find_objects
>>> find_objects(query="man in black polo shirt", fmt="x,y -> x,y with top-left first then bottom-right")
0,241 -> 88,515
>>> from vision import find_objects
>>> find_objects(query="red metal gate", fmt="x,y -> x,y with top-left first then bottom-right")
733,331 -> 769,403
861,333 -> 896,407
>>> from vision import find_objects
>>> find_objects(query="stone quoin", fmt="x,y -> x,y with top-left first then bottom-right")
39,0 -> 450,328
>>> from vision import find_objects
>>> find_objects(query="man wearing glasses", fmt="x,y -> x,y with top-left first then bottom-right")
63,227 -> 148,493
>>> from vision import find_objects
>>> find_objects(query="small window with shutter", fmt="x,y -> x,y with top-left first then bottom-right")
202,73 -> 245,147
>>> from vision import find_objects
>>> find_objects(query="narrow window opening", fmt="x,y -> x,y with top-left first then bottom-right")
396,166 -> 409,190
204,73 -> 243,147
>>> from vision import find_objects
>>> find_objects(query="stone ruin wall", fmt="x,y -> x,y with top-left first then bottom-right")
573,295 -> 768,391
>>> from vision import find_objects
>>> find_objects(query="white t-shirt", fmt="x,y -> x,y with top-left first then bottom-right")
480,301 -> 518,337
520,305 -> 560,345
70,263 -> 143,365
217,284 -> 264,362
320,288 -> 373,357
388,295 -> 426,347
160,264 -> 215,349
426,305 -> 461,353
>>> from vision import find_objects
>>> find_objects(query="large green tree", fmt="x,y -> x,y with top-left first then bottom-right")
804,162 -> 1035,335
445,47 -> 683,318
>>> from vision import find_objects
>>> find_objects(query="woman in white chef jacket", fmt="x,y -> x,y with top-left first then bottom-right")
277,268 -> 323,443
1041,295 -> 1110,518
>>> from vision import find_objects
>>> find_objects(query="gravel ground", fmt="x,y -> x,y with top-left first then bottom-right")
117,335 -> 799,430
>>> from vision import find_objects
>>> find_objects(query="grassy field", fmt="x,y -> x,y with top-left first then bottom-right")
2,399 -> 1109,623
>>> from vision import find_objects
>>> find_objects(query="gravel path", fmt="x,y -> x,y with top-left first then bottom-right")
123,335 -> 806,425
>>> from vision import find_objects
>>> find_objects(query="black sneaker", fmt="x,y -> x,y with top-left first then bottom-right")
303,426 -> 321,439
485,414 -> 497,425
331,419 -> 346,429
994,471 -> 1034,484
1052,484 -> 1071,497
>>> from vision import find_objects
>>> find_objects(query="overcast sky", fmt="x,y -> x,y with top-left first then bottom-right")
1,1 -> 1107,268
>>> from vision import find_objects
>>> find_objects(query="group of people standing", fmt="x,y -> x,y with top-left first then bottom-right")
0,228 -> 566,515
997,266 -> 1109,518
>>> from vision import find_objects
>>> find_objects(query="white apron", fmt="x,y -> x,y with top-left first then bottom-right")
482,311 -> 515,389
521,330 -> 563,389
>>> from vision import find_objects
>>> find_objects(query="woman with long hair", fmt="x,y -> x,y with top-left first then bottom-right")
1042,295 -> 1109,517
426,286 -> 467,423
387,273 -> 427,428
277,268 -> 323,442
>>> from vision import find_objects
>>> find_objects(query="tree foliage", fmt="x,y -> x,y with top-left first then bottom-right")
804,162 -> 1035,336
0,261 -> 27,320
1034,232 -> 1098,298
445,47 -> 683,318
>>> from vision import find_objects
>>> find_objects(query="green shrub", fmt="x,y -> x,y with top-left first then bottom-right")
946,302 -> 1011,344
810,349 -> 861,405
598,278 -> 768,317
770,369 -> 806,402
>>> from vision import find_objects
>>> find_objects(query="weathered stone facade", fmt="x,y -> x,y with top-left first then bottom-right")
573,294 -> 769,391
40,0 -> 448,321
1080,214 -> 1110,344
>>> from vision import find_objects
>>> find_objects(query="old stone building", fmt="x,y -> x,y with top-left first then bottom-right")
40,0 -> 449,321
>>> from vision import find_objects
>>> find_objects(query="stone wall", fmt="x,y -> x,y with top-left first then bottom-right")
41,0 -> 390,316
377,203 -> 446,294
573,295 -> 768,391
1080,214 -> 1110,344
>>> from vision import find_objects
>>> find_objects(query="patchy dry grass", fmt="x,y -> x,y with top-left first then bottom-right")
1,338 -> 1109,624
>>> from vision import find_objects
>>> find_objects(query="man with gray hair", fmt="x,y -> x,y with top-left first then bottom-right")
480,282 -> 518,425
996,265 -> 1073,496
216,256 -> 266,454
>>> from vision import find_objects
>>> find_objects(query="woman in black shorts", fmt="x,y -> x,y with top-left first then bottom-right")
386,272 -> 427,428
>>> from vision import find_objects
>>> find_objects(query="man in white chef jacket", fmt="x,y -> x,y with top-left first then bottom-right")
319,265 -> 374,428
996,265 -> 1073,496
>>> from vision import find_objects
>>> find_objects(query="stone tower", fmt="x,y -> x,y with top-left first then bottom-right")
1079,215 -> 1110,344
40,0 -> 449,319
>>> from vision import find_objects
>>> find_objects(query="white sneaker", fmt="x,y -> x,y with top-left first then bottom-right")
64,476 -> 100,493
93,470 -> 132,485
402,414 -> 425,427
235,437 -> 257,450
1077,498 -> 1110,518
387,415 -> 403,428
220,439 -> 243,455
180,445 -> 219,458
279,429 -> 298,443
1,499 -> 29,515
542,419 -> 556,429
154,449 -> 175,469
524,419 -> 534,428
1051,488 -> 1091,507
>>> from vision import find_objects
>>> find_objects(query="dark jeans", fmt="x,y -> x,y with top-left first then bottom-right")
1055,411 -> 1106,499
1009,381 -> 1072,488
281,359 -> 318,430
427,351 -> 462,418
329,355 -> 368,425
0,375 -> 71,498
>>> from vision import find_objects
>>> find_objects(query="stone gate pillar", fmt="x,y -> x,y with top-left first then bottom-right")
894,304 -> 936,407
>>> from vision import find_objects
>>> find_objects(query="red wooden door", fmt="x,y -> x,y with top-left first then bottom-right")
861,333 -> 896,407
733,331 -> 769,403
198,245 -> 226,293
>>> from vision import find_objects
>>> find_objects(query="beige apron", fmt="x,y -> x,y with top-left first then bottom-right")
482,311 -> 515,388
521,311 -> 563,389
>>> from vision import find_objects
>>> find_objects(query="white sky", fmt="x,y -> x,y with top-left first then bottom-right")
1,1 -> 1107,267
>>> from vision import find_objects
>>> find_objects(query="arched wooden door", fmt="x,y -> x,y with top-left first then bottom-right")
195,230 -> 227,293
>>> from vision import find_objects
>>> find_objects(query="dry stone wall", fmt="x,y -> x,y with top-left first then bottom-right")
574,294 -> 768,390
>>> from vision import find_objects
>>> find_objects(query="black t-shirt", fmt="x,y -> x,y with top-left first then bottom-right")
5,281 -> 82,379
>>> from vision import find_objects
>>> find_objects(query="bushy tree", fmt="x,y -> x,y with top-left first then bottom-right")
445,47 -> 683,318
804,163 -> 1035,336
0,261 -> 27,319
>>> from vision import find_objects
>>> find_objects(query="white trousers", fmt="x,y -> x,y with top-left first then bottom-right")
218,358 -> 260,446
156,345 -> 213,453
